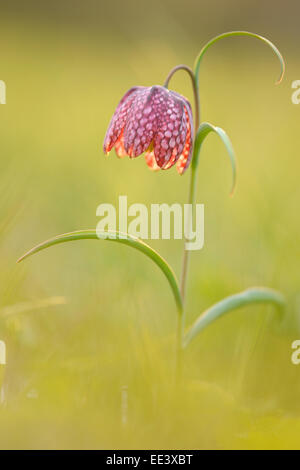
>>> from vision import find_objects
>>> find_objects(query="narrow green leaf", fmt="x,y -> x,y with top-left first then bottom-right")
192,122 -> 236,195
194,30 -> 285,86
184,287 -> 285,348
0,297 -> 67,318
17,229 -> 183,315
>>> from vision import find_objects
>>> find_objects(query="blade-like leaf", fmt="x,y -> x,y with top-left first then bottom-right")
192,122 -> 236,195
0,297 -> 67,319
184,287 -> 285,348
194,30 -> 285,86
17,229 -> 183,315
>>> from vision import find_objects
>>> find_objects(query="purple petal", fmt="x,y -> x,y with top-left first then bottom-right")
103,87 -> 142,153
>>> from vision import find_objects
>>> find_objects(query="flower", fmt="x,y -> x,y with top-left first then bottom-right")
103,86 -> 194,174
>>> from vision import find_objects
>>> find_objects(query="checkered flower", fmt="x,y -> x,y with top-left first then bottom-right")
103,86 -> 194,174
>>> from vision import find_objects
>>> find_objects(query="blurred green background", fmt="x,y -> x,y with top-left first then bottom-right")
0,0 -> 300,450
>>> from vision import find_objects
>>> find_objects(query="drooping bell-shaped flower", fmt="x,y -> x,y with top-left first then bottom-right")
103,86 -> 194,174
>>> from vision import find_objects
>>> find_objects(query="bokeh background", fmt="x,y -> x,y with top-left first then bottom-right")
0,0 -> 300,450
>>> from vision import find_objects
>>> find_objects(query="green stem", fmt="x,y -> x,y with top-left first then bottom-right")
178,146 -> 199,366
163,66 -> 201,294
163,64 -> 199,131
164,65 -> 200,319
164,64 -> 200,379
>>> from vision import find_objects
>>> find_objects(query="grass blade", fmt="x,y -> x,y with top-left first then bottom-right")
184,287 -> 285,348
192,122 -> 236,195
17,229 -> 183,315
194,30 -> 285,85
0,297 -> 67,318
